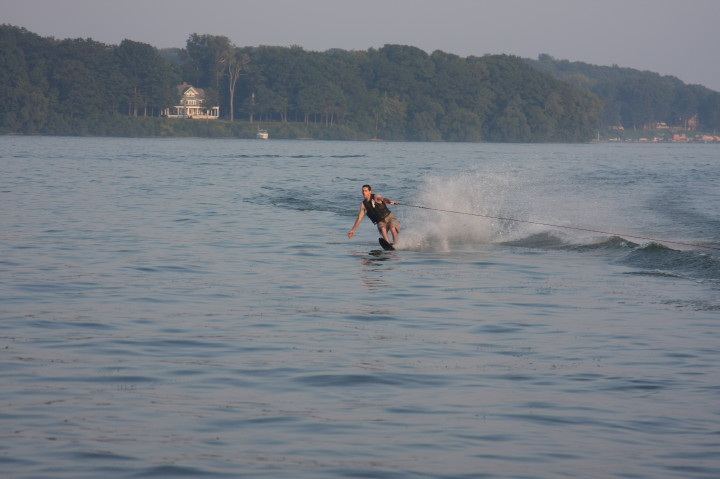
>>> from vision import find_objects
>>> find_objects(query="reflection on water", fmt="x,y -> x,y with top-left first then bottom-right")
351,248 -> 398,292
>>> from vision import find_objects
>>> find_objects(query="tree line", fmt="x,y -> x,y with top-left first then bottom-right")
175,35 -> 605,142
1,25 -> 183,136
0,25 -> 601,141
528,54 -> 720,133
2,25 -> 717,141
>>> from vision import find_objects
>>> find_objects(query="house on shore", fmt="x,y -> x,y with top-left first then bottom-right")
162,83 -> 220,119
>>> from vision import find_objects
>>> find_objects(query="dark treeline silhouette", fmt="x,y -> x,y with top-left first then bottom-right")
528,54 -> 720,133
2,25 -> 717,141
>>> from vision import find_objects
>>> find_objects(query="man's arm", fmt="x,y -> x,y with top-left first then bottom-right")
347,204 -> 366,238
374,194 -> 395,205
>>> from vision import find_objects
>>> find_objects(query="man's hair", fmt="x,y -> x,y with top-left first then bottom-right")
362,184 -> 372,191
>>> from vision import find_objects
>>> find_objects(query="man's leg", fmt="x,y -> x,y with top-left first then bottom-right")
386,216 -> 399,244
378,223 -> 392,244
389,225 -> 399,244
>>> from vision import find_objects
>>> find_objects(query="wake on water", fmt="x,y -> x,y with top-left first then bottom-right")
398,170 -> 609,251
393,171 -> 720,284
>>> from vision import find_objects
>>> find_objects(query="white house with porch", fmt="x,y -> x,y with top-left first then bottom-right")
163,83 -> 220,119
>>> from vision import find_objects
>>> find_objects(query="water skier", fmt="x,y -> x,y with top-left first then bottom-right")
347,184 -> 400,248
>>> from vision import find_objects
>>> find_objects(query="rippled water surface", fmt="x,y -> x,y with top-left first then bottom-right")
1,136 -> 719,478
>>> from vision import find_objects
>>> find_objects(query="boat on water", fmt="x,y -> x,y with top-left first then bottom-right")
256,129 -> 269,139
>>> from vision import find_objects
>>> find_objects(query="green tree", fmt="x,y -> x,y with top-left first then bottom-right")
489,98 -> 531,142
50,38 -> 116,123
116,39 -> 178,117
225,49 -> 250,121
182,34 -> 233,117
0,26 -> 47,132
439,108 -> 484,141
698,90 -> 720,131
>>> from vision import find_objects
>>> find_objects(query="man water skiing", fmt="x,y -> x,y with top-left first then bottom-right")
347,184 -> 400,249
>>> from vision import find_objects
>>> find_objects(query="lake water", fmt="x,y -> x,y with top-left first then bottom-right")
1,136 -> 719,479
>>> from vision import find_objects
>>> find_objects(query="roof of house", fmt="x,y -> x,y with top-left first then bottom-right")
177,83 -> 206,98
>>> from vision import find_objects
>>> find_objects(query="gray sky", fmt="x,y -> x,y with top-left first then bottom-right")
3,0 -> 719,91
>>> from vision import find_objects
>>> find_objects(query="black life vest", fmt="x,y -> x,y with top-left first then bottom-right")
363,194 -> 391,224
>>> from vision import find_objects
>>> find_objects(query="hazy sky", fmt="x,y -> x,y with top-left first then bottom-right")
4,0 -> 719,91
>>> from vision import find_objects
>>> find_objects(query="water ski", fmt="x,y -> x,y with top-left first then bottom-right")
378,237 -> 395,251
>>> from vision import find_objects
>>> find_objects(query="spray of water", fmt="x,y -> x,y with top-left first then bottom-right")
398,171 -> 511,250
397,169 -> 608,251
394,168 -> 720,253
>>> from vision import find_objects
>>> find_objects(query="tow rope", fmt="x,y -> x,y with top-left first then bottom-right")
393,202 -> 720,251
